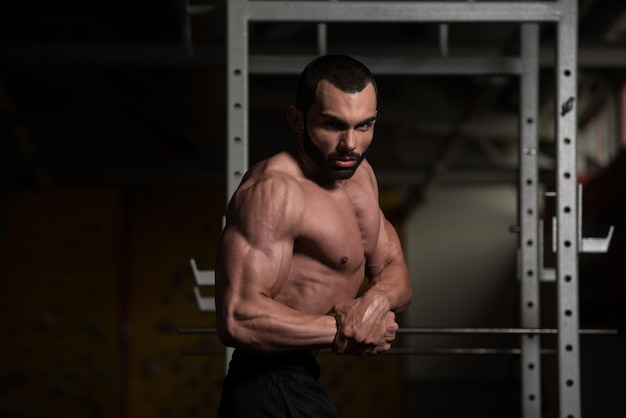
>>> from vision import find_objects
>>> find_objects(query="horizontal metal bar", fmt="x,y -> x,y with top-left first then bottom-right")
179,327 -> 218,334
2,44 -> 626,70
398,327 -> 618,335
250,55 -> 522,75
542,267 -> 557,282
376,168 -> 519,186
182,348 -> 225,355
247,2 -> 562,23
0,43 -> 222,68
178,327 -> 618,335
384,348 -> 558,356
181,347 -> 559,356
187,5 -> 217,15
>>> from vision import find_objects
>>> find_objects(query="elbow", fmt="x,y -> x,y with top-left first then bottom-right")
216,311 -> 241,348
217,307 -> 257,350
405,286 -> 413,309
215,289 -> 245,348
396,281 -> 413,313
216,292 -> 265,350
405,281 -> 413,306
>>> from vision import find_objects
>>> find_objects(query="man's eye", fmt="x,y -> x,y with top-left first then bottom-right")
357,123 -> 373,131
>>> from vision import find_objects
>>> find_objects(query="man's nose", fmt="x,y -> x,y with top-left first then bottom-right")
339,129 -> 356,151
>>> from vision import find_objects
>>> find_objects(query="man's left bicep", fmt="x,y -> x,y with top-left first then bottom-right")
365,213 -> 412,312
366,212 -> 407,279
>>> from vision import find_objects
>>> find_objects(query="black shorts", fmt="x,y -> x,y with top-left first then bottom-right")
218,350 -> 339,418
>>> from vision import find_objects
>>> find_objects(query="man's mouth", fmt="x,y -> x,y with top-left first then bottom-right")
332,159 -> 356,168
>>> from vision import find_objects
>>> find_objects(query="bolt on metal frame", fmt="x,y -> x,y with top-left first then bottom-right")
220,1 -> 580,417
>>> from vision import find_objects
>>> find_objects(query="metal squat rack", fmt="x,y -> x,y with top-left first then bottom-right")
181,1 -> 617,418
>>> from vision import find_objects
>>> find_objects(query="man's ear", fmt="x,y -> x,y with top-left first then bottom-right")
287,105 -> 304,134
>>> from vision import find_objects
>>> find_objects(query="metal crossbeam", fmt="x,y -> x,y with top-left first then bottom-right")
249,55 -> 523,75
246,1 -> 562,22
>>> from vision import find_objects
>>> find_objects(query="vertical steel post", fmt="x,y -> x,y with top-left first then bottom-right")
180,0 -> 193,56
226,0 -> 249,372
519,23 -> 542,418
555,0 -> 581,417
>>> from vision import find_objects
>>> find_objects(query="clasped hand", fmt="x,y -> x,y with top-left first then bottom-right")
330,291 -> 398,355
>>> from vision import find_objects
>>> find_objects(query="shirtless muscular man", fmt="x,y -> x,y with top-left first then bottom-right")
216,54 -> 412,418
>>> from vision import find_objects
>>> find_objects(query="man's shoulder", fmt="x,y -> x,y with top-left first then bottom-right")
240,153 -> 303,193
241,170 -> 304,199
243,150 -> 298,177
231,153 -> 306,217
227,158 -> 306,238
357,158 -> 375,179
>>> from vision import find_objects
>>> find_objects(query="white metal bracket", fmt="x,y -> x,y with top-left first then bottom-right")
578,184 -> 615,253
548,186 -> 615,255
190,258 -> 216,312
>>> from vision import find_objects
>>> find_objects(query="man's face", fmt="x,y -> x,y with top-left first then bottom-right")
303,79 -> 377,180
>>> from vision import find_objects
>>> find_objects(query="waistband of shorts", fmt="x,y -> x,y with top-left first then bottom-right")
228,349 -> 321,379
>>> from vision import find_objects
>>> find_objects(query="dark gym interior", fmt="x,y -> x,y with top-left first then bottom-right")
1,1 -> 626,417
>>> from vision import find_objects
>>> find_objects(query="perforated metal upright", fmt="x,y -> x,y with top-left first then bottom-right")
519,23 -> 542,418
555,1 -> 581,417
225,1 -> 581,417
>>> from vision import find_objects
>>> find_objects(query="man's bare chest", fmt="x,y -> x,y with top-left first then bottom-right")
294,185 -> 380,269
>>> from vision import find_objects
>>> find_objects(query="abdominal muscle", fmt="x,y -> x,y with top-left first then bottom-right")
273,252 -> 367,316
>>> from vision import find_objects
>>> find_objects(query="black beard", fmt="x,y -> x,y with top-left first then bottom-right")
302,129 -> 365,180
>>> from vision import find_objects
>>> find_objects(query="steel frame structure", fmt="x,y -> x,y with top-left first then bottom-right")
190,1 -> 583,417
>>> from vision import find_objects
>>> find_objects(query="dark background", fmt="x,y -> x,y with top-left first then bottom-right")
1,0 -> 626,417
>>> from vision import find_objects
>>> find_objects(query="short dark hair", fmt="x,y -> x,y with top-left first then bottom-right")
295,54 -> 378,113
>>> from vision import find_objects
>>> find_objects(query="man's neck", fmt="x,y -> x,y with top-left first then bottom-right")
291,141 -> 343,189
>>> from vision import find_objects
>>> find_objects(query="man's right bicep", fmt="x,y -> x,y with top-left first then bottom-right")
218,176 -> 302,298
218,223 -> 292,300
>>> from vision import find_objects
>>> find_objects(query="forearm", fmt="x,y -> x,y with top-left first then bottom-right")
217,296 -> 337,353
366,262 -> 412,313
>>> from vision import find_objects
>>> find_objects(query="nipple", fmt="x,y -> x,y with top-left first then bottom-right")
341,257 -> 348,264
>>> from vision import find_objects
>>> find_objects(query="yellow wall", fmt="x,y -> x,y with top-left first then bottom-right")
0,191 -> 122,417
0,188 -> 404,418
